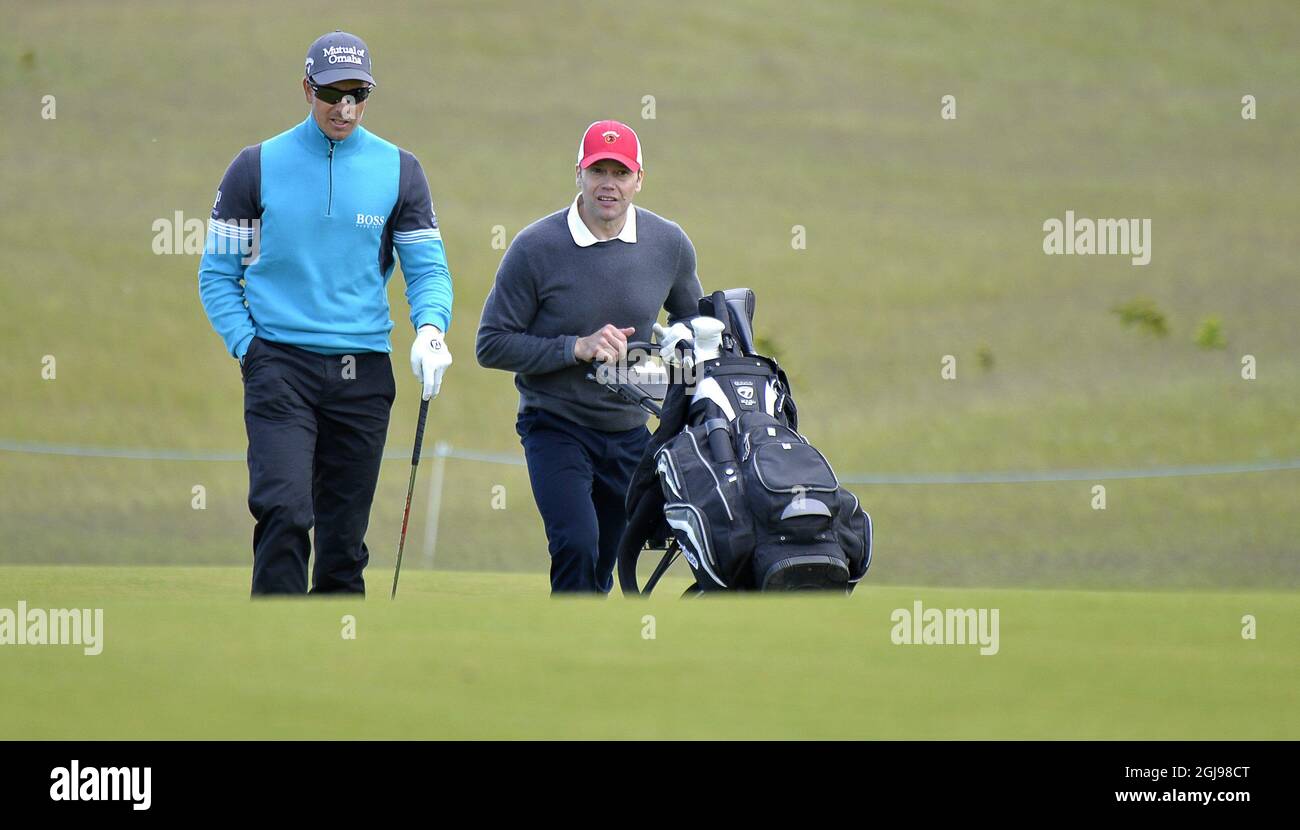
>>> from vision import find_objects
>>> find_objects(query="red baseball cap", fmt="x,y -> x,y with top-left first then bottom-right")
578,120 -> 643,172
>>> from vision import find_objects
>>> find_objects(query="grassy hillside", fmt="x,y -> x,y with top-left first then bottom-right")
1,1 -> 1297,587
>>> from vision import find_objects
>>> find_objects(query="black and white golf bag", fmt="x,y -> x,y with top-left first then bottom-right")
618,289 -> 873,594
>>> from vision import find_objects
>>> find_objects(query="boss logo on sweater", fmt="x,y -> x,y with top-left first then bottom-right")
356,213 -> 386,229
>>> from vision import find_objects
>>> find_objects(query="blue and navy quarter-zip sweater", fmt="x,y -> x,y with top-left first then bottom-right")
198,114 -> 454,359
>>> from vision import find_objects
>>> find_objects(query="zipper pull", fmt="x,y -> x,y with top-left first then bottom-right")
326,140 -> 336,216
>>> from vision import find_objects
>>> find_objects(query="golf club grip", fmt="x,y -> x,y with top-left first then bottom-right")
411,397 -> 430,465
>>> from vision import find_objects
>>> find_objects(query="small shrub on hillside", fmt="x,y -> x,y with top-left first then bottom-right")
1111,297 -> 1169,338
1194,317 -> 1227,350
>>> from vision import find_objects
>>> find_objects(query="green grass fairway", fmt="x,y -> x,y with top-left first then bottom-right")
1,566 -> 1294,739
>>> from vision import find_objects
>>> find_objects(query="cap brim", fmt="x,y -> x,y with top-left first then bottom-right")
580,151 -> 640,172
310,67 -> 375,86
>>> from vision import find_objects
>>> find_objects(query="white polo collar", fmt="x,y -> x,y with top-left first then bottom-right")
567,195 -> 637,247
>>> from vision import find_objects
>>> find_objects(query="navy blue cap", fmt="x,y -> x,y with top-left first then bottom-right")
304,30 -> 375,86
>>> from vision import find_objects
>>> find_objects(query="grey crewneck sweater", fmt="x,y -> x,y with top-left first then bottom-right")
475,205 -> 702,431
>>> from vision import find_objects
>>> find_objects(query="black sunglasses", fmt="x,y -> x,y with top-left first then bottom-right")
308,81 -> 373,104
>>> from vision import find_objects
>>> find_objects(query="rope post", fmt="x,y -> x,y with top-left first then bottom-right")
422,442 -> 450,569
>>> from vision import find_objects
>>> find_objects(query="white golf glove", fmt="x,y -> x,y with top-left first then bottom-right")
410,324 -> 452,400
655,322 -> 694,366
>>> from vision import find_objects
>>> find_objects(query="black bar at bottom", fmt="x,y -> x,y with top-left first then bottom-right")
0,741 -> 1284,817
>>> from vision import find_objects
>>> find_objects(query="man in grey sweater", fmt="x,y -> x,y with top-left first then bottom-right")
476,120 -> 702,593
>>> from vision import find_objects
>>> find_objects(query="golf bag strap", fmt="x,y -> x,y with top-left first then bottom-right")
625,380 -> 689,516
617,490 -> 666,596
697,361 -> 774,379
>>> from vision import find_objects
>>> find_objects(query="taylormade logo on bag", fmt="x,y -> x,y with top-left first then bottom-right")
50,761 -> 151,810
0,601 -> 103,655
733,380 -> 757,406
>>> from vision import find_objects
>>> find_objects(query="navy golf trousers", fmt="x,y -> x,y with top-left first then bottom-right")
516,407 -> 651,595
241,336 -> 394,596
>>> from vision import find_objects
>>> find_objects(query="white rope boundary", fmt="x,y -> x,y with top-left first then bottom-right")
5,437 -> 1297,569
2,438 -> 1297,484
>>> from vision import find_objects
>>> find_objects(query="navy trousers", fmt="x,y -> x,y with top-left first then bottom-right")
241,336 -> 394,596
516,407 -> 651,595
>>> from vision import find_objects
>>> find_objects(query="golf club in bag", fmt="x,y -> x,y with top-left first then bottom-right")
605,288 -> 873,596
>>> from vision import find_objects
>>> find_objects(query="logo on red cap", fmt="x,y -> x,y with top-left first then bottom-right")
579,120 -> 642,172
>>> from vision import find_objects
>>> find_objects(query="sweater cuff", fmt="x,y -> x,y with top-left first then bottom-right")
415,312 -> 450,335
234,332 -> 255,361
562,335 -> 580,367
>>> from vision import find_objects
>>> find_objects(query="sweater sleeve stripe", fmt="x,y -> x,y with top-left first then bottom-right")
392,150 -> 453,333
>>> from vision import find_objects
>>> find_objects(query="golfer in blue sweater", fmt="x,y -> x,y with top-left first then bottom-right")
198,31 -> 454,595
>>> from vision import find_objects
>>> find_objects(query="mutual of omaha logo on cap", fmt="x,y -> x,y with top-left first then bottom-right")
579,120 -> 642,172
305,30 -> 376,87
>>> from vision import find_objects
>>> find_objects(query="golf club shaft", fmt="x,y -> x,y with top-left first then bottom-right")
391,396 -> 430,599
585,372 -> 663,418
